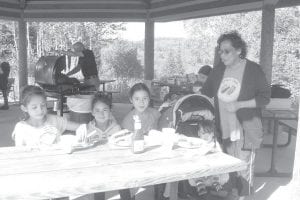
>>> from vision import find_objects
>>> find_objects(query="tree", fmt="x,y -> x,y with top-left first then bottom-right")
27,22 -> 126,77
165,50 -> 184,76
0,20 -> 18,77
273,7 -> 300,100
103,40 -> 143,79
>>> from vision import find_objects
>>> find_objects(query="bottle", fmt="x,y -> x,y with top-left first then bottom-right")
132,115 -> 144,154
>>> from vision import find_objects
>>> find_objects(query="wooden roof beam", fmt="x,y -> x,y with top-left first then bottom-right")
151,0 -> 263,22
0,0 -> 21,19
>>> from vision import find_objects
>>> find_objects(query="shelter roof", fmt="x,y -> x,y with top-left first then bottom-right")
0,0 -> 299,22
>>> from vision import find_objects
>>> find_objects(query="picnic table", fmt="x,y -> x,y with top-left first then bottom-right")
256,108 -> 298,177
99,79 -> 116,92
152,80 -> 193,95
0,144 -> 246,200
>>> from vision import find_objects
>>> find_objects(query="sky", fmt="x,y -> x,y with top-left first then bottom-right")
120,21 -> 188,41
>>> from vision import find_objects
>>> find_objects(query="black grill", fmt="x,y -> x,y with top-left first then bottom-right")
35,56 -> 96,116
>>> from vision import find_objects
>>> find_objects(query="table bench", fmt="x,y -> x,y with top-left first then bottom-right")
99,80 -> 116,92
277,119 -> 298,147
105,90 -> 120,101
256,109 -> 298,177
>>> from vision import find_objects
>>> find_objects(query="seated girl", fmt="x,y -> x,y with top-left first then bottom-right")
122,83 -> 161,200
122,82 -> 161,134
80,92 -> 132,200
12,85 -> 80,148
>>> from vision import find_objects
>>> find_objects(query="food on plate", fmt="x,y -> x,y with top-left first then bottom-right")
109,129 -> 132,147
177,136 -> 205,148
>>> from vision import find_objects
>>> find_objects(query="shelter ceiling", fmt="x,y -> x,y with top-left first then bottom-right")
0,0 -> 299,21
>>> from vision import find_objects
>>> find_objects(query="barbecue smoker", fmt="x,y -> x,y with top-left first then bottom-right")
35,56 -> 96,116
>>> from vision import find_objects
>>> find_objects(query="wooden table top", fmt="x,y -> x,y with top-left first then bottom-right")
0,145 -> 247,199
263,108 -> 298,120
99,80 -> 116,84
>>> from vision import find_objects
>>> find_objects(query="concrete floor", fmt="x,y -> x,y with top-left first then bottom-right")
0,103 -> 297,200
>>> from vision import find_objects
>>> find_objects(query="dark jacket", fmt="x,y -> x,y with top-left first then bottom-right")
78,49 -> 98,78
201,59 -> 271,148
0,62 -> 10,90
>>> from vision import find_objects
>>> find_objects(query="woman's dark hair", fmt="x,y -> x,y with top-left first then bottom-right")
198,65 -> 212,76
129,83 -> 151,99
20,85 -> 46,106
91,92 -> 112,110
217,31 -> 247,59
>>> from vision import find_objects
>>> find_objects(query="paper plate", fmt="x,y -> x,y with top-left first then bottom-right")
177,137 -> 206,149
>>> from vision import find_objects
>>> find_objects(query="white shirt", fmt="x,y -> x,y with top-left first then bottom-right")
12,115 -> 67,147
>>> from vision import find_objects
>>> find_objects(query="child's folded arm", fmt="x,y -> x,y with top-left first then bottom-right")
12,122 -> 25,146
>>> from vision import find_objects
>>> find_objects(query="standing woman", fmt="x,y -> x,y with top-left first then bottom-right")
0,61 -> 10,110
201,31 -> 270,199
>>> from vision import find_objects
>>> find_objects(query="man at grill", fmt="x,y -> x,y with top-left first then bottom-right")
56,42 -> 100,91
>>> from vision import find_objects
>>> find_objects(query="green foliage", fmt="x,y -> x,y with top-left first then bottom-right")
27,22 -> 126,76
102,40 -> 143,78
165,50 -> 184,76
0,20 -> 18,77
273,7 -> 300,100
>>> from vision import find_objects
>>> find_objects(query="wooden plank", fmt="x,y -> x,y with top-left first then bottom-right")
25,3 -> 145,10
277,0 -> 300,8
0,145 -> 246,199
0,0 -> 20,19
151,0 -> 217,11
27,0 -> 144,5
24,8 -> 146,14
0,1 -> 19,9
151,0 -> 262,14
267,109 -> 298,119
23,12 -> 147,21
0,146 -> 177,175
0,10 -> 20,19
279,120 -> 298,133
144,16 -> 155,80
0,0 -> 19,3
151,2 -> 263,22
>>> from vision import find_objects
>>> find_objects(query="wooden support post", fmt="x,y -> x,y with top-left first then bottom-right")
259,3 -> 276,84
213,46 -> 220,67
144,13 -> 155,80
290,108 -> 300,199
18,2 -> 28,91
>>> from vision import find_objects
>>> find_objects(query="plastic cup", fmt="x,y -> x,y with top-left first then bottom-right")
162,128 -> 176,134
161,128 -> 176,152
59,135 -> 76,154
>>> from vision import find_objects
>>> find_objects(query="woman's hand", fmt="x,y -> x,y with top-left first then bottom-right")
226,99 -> 257,112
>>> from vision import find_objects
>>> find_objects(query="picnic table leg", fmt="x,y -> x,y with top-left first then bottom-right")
59,93 -> 64,117
102,83 -> 106,92
169,181 -> 178,200
255,119 -> 292,177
